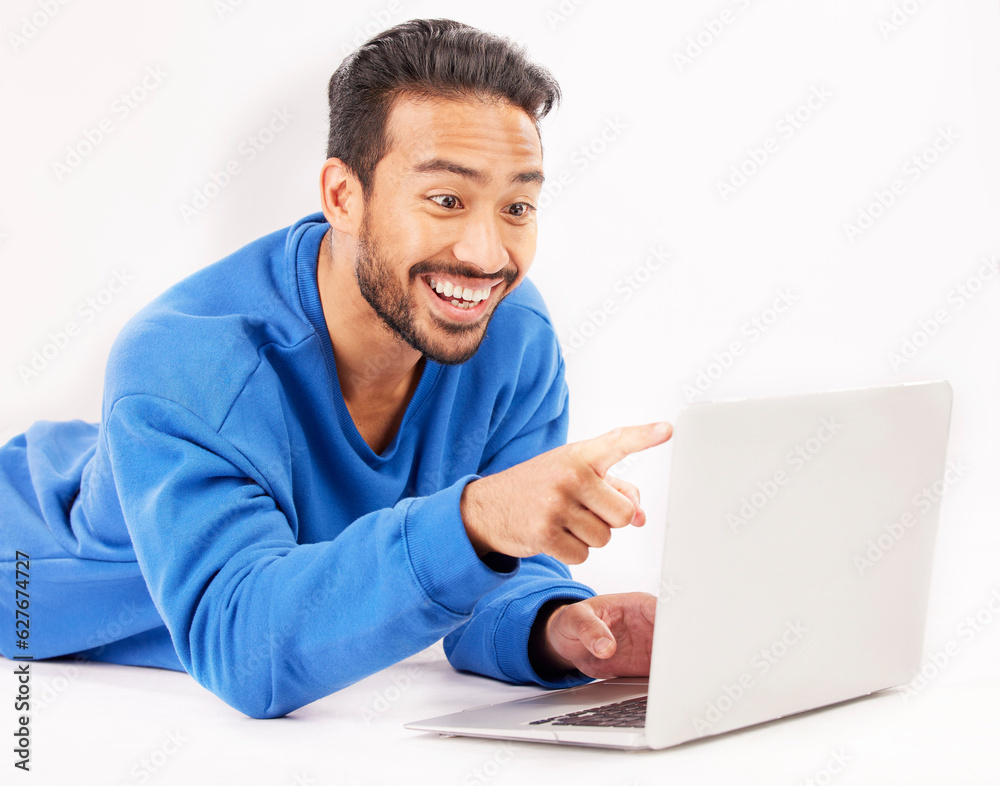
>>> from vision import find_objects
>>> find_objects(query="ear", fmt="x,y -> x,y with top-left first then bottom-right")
319,157 -> 363,236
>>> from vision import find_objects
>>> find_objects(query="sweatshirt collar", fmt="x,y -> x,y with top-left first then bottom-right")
291,213 -> 442,464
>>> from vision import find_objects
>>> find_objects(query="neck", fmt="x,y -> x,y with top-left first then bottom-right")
316,229 -> 424,406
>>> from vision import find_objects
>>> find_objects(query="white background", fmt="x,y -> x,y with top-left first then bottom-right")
1,0 -> 998,784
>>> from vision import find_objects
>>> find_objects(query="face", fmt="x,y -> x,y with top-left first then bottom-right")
353,94 -> 544,365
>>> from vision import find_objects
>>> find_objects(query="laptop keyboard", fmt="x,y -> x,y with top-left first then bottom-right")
528,695 -> 647,728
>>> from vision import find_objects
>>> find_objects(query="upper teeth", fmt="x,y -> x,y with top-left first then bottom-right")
428,276 -> 492,303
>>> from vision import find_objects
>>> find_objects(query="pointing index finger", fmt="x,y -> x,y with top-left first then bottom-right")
579,421 -> 672,476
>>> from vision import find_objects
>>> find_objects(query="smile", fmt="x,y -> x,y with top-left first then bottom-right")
424,275 -> 503,312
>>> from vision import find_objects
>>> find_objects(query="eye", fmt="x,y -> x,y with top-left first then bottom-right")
429,194 -> 462,210
504,202 -> 536,220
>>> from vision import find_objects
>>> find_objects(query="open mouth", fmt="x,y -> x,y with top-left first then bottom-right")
422,274 -> 503,319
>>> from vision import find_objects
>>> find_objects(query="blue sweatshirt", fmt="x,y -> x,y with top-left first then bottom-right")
0,212 -> 597,718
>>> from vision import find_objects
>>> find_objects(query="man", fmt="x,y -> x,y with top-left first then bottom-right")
0,19 -> 670,719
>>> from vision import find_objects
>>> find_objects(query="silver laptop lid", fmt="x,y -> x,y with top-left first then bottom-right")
646,380 -> 954,749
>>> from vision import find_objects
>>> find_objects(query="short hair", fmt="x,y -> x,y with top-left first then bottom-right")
326,18 -> 561,194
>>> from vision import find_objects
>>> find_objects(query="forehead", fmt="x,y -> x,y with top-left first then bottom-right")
381,93 -> 543,179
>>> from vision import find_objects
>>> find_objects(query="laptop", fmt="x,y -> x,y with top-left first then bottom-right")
405,380 -> 954,750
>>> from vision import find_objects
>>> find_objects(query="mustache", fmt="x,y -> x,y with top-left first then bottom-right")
409,260 -> 517,285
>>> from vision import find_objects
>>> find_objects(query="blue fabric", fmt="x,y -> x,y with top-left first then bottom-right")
0,212 -> 596,718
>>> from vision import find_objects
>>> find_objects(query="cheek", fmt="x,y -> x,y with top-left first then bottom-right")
506,228 -> 537,274
398,210 -> 452,260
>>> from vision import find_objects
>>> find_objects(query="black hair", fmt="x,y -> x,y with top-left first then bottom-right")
326,18 -> 560,193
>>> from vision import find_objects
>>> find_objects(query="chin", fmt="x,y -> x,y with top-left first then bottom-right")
418,325 -> 489,365
423,340 -> 483,366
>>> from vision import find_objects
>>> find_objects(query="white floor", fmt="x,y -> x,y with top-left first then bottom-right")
5,523 -> 999,786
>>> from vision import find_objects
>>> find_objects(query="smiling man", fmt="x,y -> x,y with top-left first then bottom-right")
0,19 -> 670,718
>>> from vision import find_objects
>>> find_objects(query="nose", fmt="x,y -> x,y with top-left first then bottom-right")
451,209 -> 510,275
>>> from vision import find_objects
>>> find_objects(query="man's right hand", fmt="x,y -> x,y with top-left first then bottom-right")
459,421 -> 672,565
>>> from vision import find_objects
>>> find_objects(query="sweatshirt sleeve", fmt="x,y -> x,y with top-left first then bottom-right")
442,355 -> 599,690
105,393 -> 518,719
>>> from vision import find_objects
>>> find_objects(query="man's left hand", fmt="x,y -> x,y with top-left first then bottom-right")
532,592 -> 657,679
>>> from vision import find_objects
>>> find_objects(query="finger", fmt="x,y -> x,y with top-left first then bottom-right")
575,477 -> 638,529
642,592 -> 657,624
570,604 -> 617,659
544,527 -> 593,565
560,506 -> 614,549
577,421 -> 672,477
603,474 -> 645,527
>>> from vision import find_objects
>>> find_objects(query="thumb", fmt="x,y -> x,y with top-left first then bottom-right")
576,606 -> 617,659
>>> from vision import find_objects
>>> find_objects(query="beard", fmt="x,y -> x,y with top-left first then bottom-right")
352,216 -> 515,365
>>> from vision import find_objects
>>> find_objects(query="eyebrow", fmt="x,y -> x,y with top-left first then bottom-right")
412,158 -> 544,186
